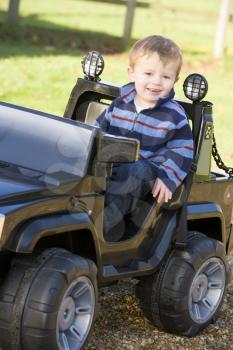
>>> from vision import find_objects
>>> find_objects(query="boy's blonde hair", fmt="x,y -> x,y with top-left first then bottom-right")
129,35 -> 183,77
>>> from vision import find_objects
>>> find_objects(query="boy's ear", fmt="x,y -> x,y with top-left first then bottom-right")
175,75 -> 180,83
128,66 -> 135,82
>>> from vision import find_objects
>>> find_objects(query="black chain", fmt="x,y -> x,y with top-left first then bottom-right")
212,132 -> 233,178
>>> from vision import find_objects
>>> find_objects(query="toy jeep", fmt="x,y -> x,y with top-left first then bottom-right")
0,52 -> 232,350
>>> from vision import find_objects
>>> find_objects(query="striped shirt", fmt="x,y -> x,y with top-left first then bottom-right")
94,82 -> 193,192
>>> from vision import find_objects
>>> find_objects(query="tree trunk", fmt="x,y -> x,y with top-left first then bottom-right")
7,0 -> 20,24
213,0 -> 230,59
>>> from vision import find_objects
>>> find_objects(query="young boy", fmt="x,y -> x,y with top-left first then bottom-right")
94,35 -> 193,241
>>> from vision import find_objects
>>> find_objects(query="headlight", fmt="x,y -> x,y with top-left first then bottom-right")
183,73 -> 208,102
81,51 -> 104,81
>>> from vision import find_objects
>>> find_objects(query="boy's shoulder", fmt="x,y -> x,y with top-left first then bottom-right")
111,94 -> 129,109
163,99 -> 187,120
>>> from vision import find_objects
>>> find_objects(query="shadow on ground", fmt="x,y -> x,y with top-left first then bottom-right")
0,11 -> 128,58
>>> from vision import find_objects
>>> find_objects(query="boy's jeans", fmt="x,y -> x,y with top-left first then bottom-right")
104,160 -> 158,241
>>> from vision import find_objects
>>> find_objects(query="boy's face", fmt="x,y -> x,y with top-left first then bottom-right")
128,52 -> 179,108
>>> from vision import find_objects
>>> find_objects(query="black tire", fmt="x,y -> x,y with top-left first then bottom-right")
136,232 -> 230,336
0,248 -> 98,350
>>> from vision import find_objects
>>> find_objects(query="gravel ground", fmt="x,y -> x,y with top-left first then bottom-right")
87,256 -> 233,350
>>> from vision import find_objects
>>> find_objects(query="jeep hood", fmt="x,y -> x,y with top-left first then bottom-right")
0,172 -> 47,201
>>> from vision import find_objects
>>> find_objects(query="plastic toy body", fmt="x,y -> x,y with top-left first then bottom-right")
0,68 -> 232,349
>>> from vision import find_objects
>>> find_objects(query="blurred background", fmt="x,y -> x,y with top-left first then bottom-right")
0,0 -> 232,167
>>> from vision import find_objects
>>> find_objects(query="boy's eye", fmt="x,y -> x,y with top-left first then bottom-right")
145,72 -> 151,76
164,76 -> 171,79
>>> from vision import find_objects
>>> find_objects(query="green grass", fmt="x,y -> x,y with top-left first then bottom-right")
0,0 -> 233,168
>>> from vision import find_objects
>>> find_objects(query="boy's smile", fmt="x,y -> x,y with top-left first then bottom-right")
128,52 -> 179,109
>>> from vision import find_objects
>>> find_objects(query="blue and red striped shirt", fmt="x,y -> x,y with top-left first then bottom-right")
94,82 -> 193,192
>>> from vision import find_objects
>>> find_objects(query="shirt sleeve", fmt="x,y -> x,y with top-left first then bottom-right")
154,117 -> 194,193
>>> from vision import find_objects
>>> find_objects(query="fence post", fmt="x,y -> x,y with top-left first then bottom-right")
213,0 -> 230,59
123,0 -> 136,47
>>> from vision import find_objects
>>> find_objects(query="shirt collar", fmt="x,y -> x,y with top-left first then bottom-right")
120,82 -> 175,109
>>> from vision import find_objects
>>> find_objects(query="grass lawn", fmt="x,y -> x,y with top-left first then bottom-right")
0,0 -> 233,167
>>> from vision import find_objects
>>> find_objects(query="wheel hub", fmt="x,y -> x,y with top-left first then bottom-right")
59,297 -> 76,331
192,274 -> 208,302
56,276 -> 95,350
189,257 -> 226,324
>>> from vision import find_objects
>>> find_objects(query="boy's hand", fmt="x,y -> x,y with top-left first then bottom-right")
152,178 -> 172,204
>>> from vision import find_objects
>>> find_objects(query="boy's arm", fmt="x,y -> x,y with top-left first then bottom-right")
154,117 -> 194,194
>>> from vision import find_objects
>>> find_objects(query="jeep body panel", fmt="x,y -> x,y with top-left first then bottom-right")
189,179 -> 233,252
64,78 -> 119,122
9,212 -> 96,253
0,172 -> 48,199
98,210 -> 177,282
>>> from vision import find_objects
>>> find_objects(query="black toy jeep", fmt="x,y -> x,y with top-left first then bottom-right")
0,52 -> 232,350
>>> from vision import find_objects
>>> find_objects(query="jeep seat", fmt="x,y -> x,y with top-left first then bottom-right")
85,101 -> 108,125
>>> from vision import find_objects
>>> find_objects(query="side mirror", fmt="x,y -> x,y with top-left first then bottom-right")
97,132 -> 139,163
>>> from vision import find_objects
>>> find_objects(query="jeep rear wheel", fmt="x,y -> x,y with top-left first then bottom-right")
136,232 -> 230,336
0,248 -> 97,350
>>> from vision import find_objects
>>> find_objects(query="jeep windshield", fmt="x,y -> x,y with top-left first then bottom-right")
0,102 -> 97,182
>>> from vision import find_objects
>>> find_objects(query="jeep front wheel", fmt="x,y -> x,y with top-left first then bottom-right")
136,232 -> 230,336
0,248 -> 97,350
56,275 -> 95,350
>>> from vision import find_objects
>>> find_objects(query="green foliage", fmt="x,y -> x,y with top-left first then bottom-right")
0,0 -> 232,166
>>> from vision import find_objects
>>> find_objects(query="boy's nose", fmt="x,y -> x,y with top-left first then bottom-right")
152,75 -> 162,84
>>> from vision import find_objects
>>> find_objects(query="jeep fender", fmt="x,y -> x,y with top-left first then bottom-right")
187,202 -> 225,243
7,212 -> 98,254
